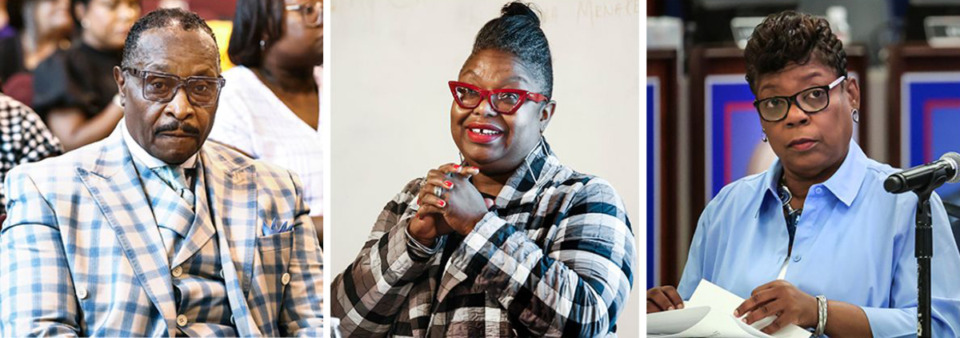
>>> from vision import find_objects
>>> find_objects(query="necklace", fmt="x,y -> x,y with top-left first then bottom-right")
778,177 -> 801,250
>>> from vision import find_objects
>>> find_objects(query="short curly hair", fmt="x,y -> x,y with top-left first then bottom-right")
121,8 -> 218,69
744,11 -> 846,94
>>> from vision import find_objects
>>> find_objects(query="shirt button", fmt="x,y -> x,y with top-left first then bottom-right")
281,273 -> 291,285
77,287 -> 88,300
793,255 -> 802,262
230,315 -> 236,325
219,269 -> 224,279
177,314 -> 188,327
815,187 -> 823,194
172,266 -> 183,278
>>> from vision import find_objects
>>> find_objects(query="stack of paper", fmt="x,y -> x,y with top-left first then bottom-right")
647,280 -> 812,337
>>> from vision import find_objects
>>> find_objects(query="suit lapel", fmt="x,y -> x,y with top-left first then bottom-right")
76,129 -> 177,336
202,146 -> 261,336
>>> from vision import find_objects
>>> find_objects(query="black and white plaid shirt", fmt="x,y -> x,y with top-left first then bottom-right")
332,141 -> 635,337
0,93 -> 61,211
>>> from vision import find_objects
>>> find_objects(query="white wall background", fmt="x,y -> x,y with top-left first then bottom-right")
328,0 -> 641,335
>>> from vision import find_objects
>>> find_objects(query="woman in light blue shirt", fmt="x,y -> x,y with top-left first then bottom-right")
647,11 -> 960,337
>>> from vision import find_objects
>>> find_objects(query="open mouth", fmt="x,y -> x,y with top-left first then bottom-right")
465,123 -> 504,144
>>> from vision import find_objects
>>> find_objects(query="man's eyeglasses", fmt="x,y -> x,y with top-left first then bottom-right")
448,81 -> 548,115
122,68 -> 226,107
753,75 -> 846,122
286,1 -> 322,28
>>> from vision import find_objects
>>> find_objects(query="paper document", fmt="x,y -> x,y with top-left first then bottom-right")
647,280 -> 812,338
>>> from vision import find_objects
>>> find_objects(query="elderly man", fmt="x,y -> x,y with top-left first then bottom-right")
0,8 -> 323,336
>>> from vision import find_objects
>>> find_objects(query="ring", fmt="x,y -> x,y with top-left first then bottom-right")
434,186 -> 443,197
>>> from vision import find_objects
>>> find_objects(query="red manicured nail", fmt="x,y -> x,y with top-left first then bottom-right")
444,181 -> 453,188
453,165 -> 461,169
438,200 -> 446,207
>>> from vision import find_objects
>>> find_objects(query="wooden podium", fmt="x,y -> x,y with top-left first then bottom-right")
886,43 -> 960,168
647,48 -> 679,288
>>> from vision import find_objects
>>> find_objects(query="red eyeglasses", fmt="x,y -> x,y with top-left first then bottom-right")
448,81 -> 549,115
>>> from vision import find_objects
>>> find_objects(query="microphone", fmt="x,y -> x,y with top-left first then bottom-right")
884,152 -> 960,194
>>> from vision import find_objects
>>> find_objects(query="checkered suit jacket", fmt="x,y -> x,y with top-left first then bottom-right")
332,141 -> 635,337
0,126 -> 324,336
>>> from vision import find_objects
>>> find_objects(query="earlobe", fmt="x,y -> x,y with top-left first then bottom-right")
539,101 -> 556,132
113,66 -> 126,99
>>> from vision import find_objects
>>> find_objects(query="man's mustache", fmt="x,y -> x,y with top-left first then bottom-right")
154,121 -> 201,135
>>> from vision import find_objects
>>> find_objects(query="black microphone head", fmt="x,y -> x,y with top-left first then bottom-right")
940,152 -> 960,184
884,174 -> 906,193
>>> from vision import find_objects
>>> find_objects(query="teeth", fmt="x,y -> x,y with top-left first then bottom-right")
470,128 -> 501,135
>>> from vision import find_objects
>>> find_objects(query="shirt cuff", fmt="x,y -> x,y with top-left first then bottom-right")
860,306 -> 915,338
404,220 -> 446,260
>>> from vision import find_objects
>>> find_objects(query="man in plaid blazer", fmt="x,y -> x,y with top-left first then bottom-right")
0,9 -> 323,336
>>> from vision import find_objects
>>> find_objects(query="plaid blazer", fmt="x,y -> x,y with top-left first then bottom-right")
0,125 -> 324,336
332,141 -> 636,337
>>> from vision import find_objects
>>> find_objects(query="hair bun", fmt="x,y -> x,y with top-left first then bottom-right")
500,2 -> 541,27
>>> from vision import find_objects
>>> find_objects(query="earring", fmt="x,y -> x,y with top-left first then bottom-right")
761,132 -> 768,143
259,40 -> 266,50
851,109 -> 860,123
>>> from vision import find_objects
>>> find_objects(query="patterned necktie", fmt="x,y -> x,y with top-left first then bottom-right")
152,165 -> 196,208
151,165 -> 197,259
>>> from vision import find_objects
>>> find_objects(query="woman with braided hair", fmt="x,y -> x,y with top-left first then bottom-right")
647,11 -> 960,337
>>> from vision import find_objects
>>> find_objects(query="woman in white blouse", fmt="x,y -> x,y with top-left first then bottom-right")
209,0 -> 324,238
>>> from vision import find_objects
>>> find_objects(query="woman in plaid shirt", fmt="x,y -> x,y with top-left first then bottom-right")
332,2 -> 636,337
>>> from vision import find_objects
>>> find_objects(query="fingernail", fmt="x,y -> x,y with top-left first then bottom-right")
438,200 -> 446,207
444,181 -> 453,188
453,165 -> 460,169
667,306 -> 674,310
678,304 -> 684,309
733,310 -> 739,316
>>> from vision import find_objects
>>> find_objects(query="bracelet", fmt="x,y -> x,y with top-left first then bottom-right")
815,295 -> 828,336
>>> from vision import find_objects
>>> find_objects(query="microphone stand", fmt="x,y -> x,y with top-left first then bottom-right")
911,172 -> 947,338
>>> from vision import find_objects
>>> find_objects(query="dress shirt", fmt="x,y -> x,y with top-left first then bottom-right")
678,140 -> 960,336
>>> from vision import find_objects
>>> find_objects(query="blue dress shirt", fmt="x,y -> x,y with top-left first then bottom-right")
678,140 -> 960,337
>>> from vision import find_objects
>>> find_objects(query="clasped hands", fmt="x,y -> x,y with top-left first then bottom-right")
647,280 -> 819,335
408,163 -> 490,246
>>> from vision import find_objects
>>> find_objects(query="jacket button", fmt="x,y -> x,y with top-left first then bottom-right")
177,314 -> 188,327
77,288 -> 88,300
172,266 -> 183,278
281,273 -> 291,285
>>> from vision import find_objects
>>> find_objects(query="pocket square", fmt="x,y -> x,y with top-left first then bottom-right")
263,218 -> 293,236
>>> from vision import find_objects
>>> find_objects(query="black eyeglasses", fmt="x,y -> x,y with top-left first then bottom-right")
753,75 -> 846,122
286,1 -> 322,28
122,68 -> 225,107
